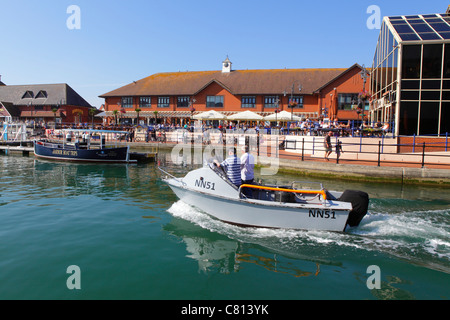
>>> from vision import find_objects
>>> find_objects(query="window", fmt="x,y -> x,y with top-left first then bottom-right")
402,45 -> 421,79
139,97 -> 151,108
444,81 -> 450,89
338,93 -> 359,110
441,102 -> 450,135
121,97 -> 133,108
442,90 -> 450,100
401,90 -> 420,100
399,101 -> 419,135
22,91 -> 34,99
422,44 -> 442,79
421,80 -> 441,89
177,96 -> 190,108
206,96 -> 224,108
421,91 -> 440,100
241,96 -> 256,108
264,96 -> 277,108
288,95 -> 304,108
419,102 -> 440,135
444,44 -> 450,78
158,96 -> 170,108
35,90 -> 47,98
401,80 -> 420,89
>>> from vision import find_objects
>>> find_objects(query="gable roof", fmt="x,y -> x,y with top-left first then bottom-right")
99,67 -> 352,98
0,84 -> 91,107
0,102 -> 20,117
313,64 -> 366,93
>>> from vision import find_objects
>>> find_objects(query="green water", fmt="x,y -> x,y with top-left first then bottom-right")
0,152 -> 449,300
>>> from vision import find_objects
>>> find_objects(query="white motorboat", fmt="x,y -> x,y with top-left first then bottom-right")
160,164 -> 369,232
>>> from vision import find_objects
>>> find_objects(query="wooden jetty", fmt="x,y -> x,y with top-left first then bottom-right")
0,145 -> 33,156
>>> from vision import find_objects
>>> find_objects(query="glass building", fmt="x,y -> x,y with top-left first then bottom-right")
370,13 -> 450,136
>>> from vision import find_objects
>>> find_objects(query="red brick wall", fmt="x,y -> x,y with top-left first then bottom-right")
193,81 -> 241,111
63,105 -> 95,123
17,104 -> 93,124
105,97 -> 125,111
103,66 -> 371,121
318,66 -> 370,120
398,136 -> 448,153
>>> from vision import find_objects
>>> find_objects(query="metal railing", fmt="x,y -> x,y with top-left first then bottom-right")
281,137 -> 450,169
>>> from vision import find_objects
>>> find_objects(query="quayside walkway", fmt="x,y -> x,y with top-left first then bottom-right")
1,130 -> 449,185
124,134 -> 450,186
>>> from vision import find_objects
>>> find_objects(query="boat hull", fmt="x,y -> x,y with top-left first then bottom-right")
167,182 -> 351,232
34,141 -> 132,163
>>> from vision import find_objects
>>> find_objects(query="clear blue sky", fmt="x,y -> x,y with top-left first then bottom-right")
0,0 -> 448,107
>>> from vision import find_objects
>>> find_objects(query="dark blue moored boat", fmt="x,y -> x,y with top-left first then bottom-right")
34,129 -> 136,163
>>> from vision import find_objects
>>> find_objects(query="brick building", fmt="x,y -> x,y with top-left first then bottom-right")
99,59 -> 370,125
0,83 -> 95,125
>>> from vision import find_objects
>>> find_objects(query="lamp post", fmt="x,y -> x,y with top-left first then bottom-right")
328,88 -> 337,120
52,103 -> 59,129
274,97 -> 280,127
28,102 -> 35,130
284,81 -> 302,121
117,102 -> 121,126
360,64 -> 368,92
189,97 -> 196,126
359,65 -> 370,127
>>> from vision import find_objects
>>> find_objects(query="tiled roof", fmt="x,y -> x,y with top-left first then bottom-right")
0,84 -> 92,107
99,67 -> 355,98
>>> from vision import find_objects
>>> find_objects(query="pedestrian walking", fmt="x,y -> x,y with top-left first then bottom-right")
336,139 -> 343,163
324,131 -> 332,161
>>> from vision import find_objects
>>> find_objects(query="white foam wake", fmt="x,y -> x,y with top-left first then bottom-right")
167,200 -> 450,272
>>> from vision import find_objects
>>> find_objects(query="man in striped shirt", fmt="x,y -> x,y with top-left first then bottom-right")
214,147 -> 241,187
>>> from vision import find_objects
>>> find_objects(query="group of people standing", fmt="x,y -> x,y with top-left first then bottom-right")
211,132 -> 346,189
323,131 -> 343,161
213,145 -> 255,190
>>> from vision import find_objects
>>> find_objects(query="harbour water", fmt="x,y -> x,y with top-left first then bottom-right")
0,151 -> 449,300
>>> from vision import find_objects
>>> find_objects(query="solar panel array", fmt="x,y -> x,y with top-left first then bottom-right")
388,14 -> 450,41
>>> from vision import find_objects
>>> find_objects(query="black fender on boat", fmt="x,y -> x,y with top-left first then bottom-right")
339,190 -> 370,227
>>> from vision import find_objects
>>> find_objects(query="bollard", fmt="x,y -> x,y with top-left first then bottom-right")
301,138 -> 304,161
446,132 -> 448,152
421,142 -> 426,168
377,141 -> 381,167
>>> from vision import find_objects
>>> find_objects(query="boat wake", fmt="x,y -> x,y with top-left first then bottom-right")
167,199 -> 450,273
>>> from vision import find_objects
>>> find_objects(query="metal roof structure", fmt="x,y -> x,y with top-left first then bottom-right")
385,13 -> 450,43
